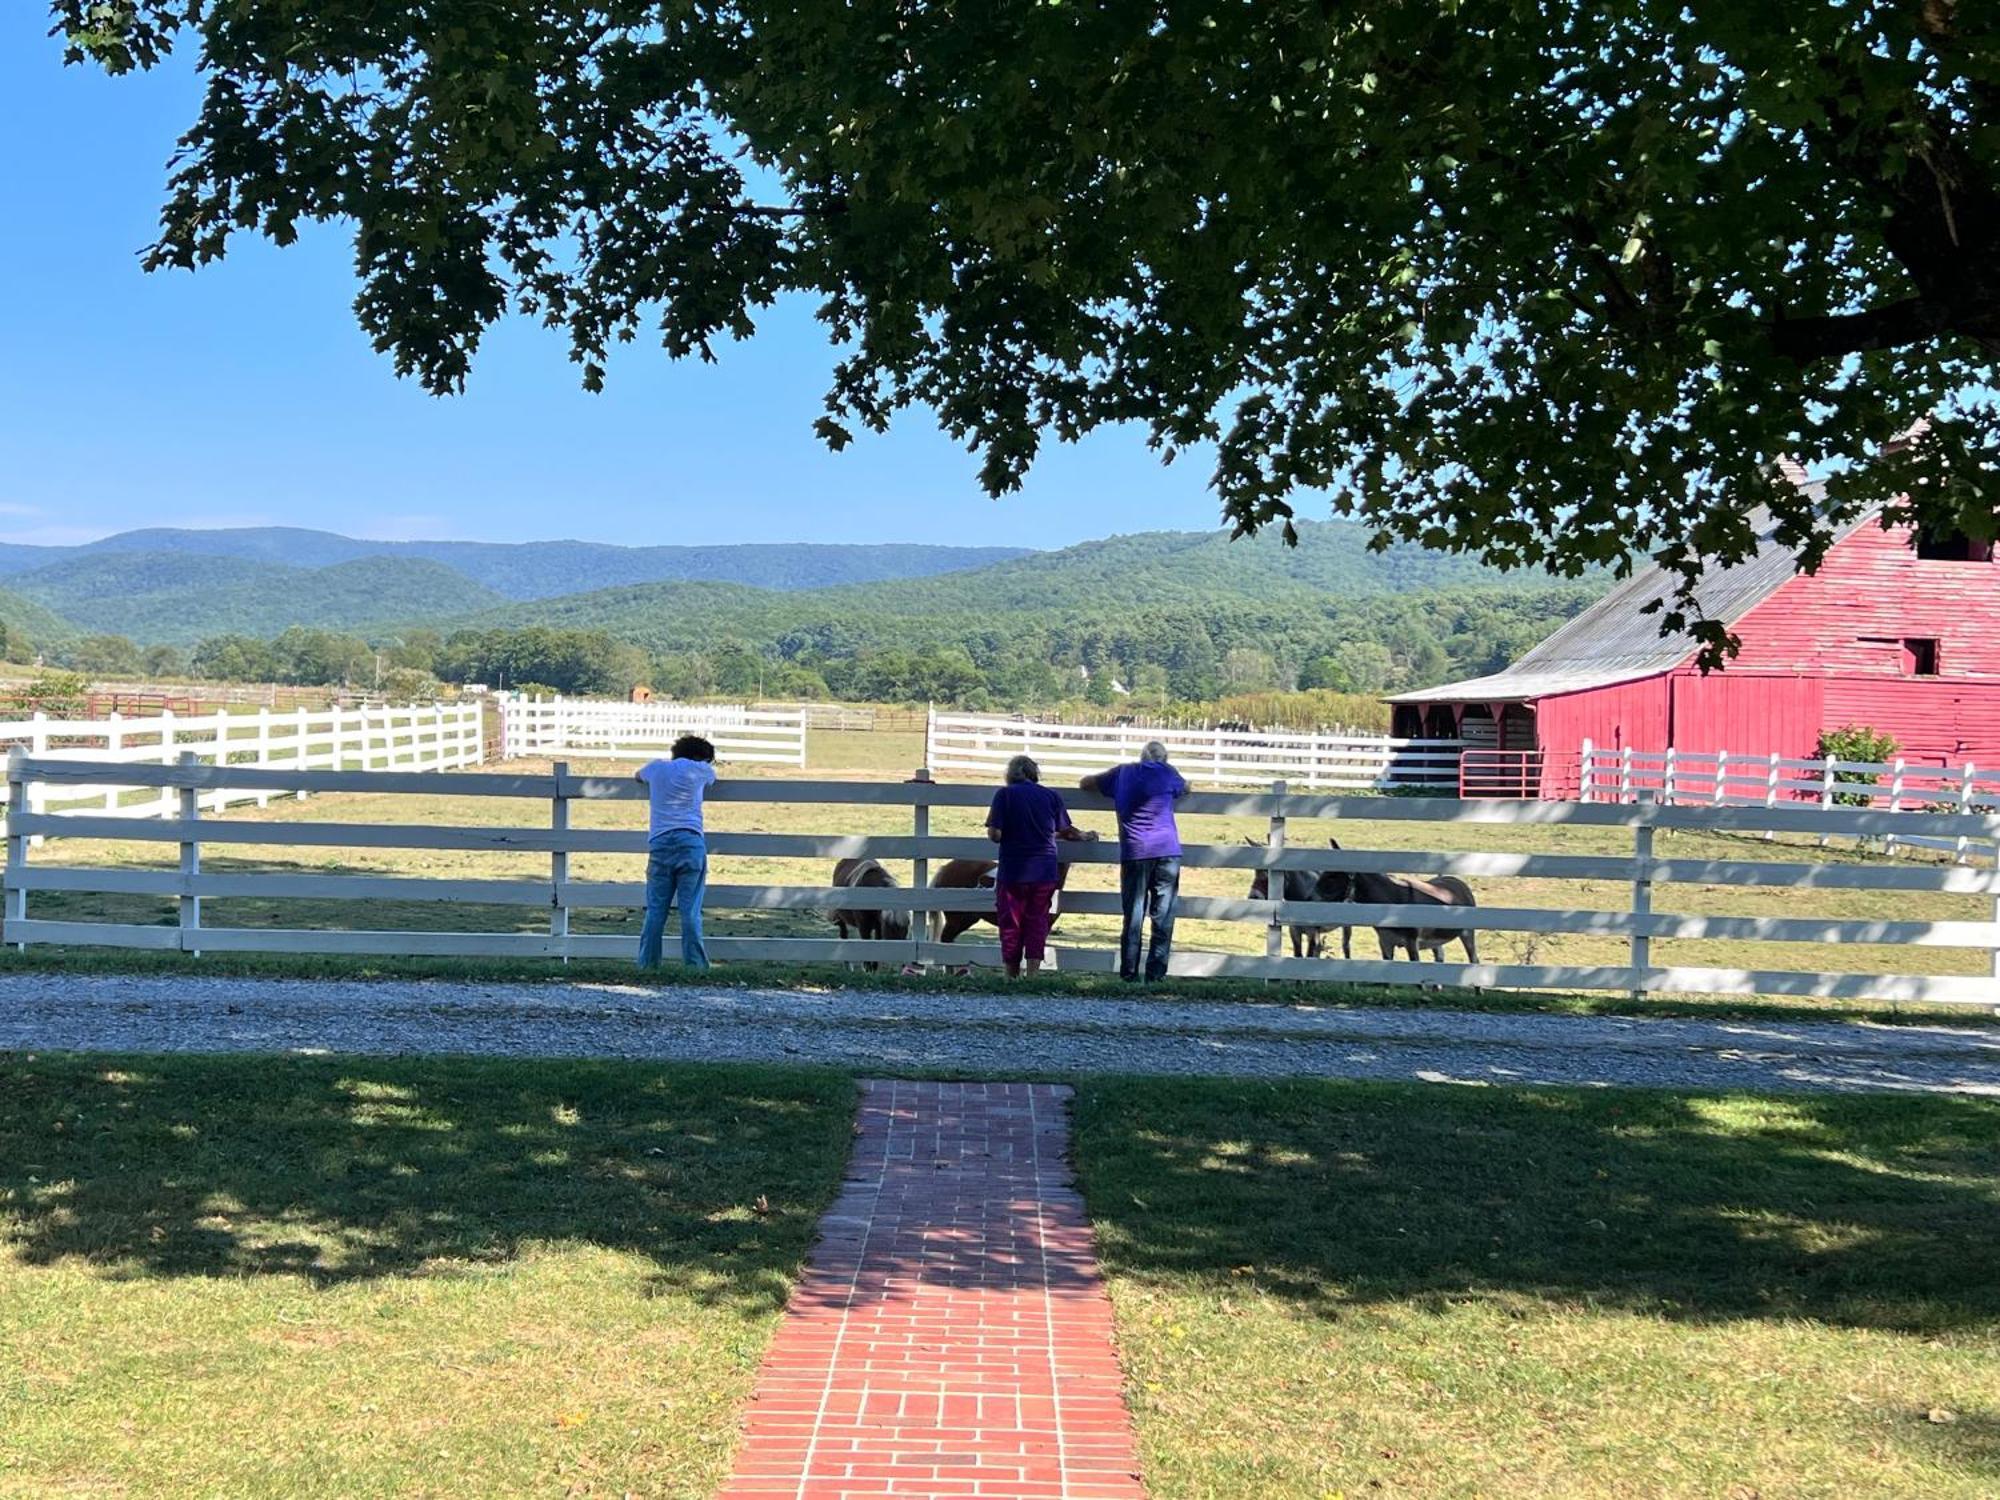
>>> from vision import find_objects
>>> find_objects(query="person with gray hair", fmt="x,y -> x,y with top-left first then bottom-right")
1079,738 -> 1190,982
985,753 -> 1097,978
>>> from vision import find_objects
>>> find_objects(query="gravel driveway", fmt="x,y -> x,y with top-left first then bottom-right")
4,973 -> 1998,1095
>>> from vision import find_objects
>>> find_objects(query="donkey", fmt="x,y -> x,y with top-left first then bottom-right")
1322,838 -> 1479,962
1245,844 -> 1352,958
829,857 -> 912,969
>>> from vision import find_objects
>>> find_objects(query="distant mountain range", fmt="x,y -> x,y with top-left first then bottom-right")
0,527 -> 1031,602
0,519 -> 1604,654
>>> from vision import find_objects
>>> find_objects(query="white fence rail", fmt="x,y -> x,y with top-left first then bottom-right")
0,704 -> 483,828
1581,743 -> 2000,860
8,756 -> 1998,1007
926,710 -> 1461,789
499,695 -> 807,765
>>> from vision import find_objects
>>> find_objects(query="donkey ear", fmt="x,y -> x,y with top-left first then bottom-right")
1328,837 -> 1342,850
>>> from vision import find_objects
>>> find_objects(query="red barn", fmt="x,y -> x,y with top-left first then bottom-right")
1388,507 -> 2000,796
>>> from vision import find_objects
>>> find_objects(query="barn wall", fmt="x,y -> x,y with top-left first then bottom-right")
1823,678 -> 2000,765
1728,522 -> 2000,677
1666,671 -> 1823,760
1532,676 -> 1673,794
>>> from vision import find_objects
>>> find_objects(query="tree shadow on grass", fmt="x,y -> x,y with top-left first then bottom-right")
1072,1079 -> 2000,1333
0,1053 -> 855,1312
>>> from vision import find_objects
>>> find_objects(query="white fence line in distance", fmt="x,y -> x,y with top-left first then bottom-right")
0,704 -> 483,830
7,755 -> 1999,1008
500,695 -> 808,765
1581,743 -> 2000,862
926,710 -> 1461,790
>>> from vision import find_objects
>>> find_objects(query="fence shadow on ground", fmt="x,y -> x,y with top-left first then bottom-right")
1074,1079 -> 2000,1334
0,1054 -> 855,1311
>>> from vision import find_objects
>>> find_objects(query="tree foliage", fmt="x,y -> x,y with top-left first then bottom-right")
50,2 -> 2000,655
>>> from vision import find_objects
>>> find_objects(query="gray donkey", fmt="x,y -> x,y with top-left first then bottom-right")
1321,837 -> 1478,962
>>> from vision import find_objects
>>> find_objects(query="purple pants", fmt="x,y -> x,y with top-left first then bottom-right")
995,880 -> 1058,966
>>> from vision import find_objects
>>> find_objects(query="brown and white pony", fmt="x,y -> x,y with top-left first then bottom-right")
829,858 -> 911,969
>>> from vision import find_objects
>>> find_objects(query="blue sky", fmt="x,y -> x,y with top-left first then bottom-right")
0,12 -> 1231,549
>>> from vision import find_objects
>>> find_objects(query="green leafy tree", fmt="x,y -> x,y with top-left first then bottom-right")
1297,655 -> 1354,694
1334,641 -> 1396,696
141,644 -> 187,678
51,3 -> 2000,658
64,635 -> 145,677
190,635 -> 280,683
16,670 -> 90,717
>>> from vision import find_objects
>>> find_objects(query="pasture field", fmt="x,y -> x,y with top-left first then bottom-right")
1077,1078 -> 2000,1500
0,1054 -> 856,1500
11,727 -> 1996,1014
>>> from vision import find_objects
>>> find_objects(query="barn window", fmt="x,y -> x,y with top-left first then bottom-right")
1915,527 -> 1995,562
1903,638 -> 1940,676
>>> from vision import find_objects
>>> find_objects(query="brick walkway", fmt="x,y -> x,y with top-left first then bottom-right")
716,1080 -> 1145,1500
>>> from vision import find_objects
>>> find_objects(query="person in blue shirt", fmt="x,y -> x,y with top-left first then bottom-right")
985,754 -> 1098,978
635,734 -> 718,970
1079,740 -> 1190,982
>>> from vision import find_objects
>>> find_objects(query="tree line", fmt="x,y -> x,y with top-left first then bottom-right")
23,584 -> 1588,713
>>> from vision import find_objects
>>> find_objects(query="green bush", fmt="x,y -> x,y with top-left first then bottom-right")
1816,724 -> 1899,807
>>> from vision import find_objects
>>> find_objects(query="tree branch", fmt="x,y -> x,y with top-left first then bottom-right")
1767,296 -> 1981,361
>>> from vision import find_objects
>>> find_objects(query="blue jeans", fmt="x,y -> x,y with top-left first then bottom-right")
638,831 -> 709,970
1118,856 -> 1180,981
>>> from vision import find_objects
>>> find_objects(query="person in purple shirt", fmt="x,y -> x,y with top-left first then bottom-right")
1079,740 -> 1190,982
985,754 -> 1097,978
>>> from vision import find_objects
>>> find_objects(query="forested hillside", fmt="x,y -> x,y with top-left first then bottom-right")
457,520 -> 1599,701
6,554 -> 508,644
0,527 -> 1030,599
0,587 -> 76,657
8,516 -> 1607,706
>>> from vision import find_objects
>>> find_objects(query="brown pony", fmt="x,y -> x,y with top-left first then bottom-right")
924,857 -> 1080,942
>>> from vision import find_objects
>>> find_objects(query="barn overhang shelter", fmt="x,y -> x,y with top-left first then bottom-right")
1388,501 -> 2000,797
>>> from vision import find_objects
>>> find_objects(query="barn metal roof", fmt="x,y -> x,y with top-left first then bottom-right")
1390,496 -> 1867,706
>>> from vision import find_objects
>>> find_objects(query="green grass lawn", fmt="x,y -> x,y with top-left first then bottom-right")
1073,1078 -> 2000,1499
0,1054 -> 855,1499
7,1054 -> 1999,1498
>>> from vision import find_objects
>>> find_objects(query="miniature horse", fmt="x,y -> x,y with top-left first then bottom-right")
829,857 -> 911,969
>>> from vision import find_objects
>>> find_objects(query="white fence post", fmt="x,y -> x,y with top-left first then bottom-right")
254,708 -> 273,807
1713,748 -> 1728,807
1764,751 -> 1781,841
178,750 -> 202,957
5,748 -> 28,948
1663,746 -> 1678,805
1265,779 -> 1287,963
1618,745 -> 1633,802
1629,791 -> 1655,1000
1578,738 -> 1594,801
912,767 -> 933,954
1885,757 -> 1907,856
1818,754 -> 1837,847
550,760 -> 570,961
1956,763 -> 1977,864
103,713 -> 123,815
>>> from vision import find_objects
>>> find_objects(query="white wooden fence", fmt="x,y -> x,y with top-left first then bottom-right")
8,755 -> 1998,1007
0,704 -> 483,828
1581,743 -> 2000,860
926,710 -> 1461,789
499,695 -> 807,765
